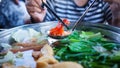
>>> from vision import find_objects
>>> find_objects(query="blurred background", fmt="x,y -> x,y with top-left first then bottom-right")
0,0 -> 120,29
0,0 -> 30,28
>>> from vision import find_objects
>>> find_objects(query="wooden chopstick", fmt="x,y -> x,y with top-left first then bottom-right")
41,0 -> 69,30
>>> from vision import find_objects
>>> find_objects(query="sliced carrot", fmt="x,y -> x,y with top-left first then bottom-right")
63,18 -> 70,25
49,19 -> 70,36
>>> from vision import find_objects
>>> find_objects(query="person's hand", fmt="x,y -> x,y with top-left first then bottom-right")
104,0 -> 120,27
26,0 -> 47,23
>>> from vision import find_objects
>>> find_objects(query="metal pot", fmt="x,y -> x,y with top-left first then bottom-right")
0,21 -> 120,44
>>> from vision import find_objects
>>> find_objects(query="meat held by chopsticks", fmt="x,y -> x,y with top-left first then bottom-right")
49,19 -> 70,36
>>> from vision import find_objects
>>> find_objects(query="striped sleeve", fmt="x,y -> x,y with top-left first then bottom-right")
102,2 -> 112,21
43,0 -> 56,22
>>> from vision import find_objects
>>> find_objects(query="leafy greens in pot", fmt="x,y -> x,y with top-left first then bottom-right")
53,31 -> 120,68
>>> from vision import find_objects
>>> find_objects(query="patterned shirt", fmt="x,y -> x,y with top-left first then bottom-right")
0,0 -> 27,28
44,0 -> 112,24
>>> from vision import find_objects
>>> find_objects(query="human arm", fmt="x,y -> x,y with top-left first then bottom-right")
26,0 -> 47,23
0,0 -> 30,28
26,0 -> 57,23
104,0 -> 120,27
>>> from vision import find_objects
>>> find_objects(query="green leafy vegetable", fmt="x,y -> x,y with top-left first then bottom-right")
53,31 -> 120,68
